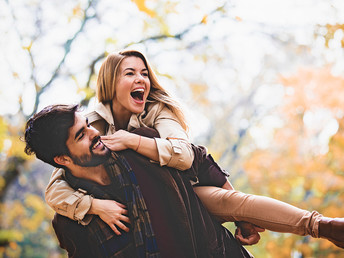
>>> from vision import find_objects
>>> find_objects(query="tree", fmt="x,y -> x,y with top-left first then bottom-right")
1,0 -> 344,256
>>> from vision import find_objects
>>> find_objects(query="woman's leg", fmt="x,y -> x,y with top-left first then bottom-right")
193,186 -> 322,237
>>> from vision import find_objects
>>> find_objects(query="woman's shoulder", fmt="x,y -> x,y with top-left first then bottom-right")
145,101 -> 172,118
86,103 -> 112,135
86,103 -> 113,123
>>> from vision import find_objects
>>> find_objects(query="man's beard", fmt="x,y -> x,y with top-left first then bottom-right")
71,138 -> 111,167
71,150 -> 111,167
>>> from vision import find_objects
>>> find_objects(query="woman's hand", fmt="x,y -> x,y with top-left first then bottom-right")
101,130 -> 138,151
235,221 -> 265,245
89,199 -> 130,235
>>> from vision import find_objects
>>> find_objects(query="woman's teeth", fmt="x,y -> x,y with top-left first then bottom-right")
131,89 -> 144,101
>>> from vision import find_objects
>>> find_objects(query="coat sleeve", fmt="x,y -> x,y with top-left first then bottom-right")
153,106 -> 194,171
45,168 -> 93,224
188,144 -> 230,187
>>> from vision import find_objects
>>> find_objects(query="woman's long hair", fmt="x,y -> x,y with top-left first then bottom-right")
97,50 -> 188,131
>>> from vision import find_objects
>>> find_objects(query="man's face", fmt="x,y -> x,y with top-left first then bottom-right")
66,113 -> 110,167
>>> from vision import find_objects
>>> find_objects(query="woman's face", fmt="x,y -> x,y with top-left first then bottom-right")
113,56 -> 151,116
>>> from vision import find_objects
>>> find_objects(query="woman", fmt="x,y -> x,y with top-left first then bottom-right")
46,50 -> 344,248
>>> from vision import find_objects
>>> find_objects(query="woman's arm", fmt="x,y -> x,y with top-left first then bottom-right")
45,168 -> 93,224
101,130 -> 160,163
101,105 -> 194,171
46,168 -> 129,234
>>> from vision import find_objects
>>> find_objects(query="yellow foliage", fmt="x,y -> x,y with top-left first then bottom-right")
190,83 -> 209,106
72,4 -> 83,17
105,37 -> 118,46
297,243 -> 313,257
0,230 -> 23,242
77,86 -> 95,100
2,201 -> 26,226
320,24 -> 344,48
4,243 -> 21,258
7,136 -> 27,159
22,41 -> 33,52
20,194 -> 46,231
0,117 -> 8,152
69,4 -> 84,22
131,0 -> 156,17
0,177 -> 5,191
201,15 -> 208,24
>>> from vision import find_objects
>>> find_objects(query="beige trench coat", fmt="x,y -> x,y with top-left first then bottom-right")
45,101 -> 194,224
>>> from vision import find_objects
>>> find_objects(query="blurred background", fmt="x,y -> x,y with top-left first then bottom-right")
1,0 -> 344,257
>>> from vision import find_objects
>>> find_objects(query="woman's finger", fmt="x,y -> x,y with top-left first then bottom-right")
119,215 -> 130,223
109,223 -> 121,235
114,202 -> 126,209
115,221 -> 130,232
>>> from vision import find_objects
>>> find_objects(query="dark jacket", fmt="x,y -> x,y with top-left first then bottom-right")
52,128 -> 252,258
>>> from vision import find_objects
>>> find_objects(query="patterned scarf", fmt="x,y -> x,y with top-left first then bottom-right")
65,152 -> 160,258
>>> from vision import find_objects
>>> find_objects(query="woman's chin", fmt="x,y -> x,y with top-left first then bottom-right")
130,105 -> 145,114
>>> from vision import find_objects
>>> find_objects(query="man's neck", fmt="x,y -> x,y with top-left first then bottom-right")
69,164 -> 111,185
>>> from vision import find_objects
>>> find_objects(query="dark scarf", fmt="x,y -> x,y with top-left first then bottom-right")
65,152 -> 160,258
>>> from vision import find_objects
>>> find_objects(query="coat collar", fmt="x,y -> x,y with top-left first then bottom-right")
93,101 -> 162,133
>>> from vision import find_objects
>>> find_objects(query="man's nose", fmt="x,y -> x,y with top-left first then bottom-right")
88,126 -> 99,138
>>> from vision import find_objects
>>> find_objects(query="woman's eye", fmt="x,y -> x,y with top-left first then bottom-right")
126,72 -> 134,76
142,72 -> 148,77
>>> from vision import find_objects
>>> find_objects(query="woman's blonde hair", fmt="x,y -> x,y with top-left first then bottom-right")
97,50 -> 188,131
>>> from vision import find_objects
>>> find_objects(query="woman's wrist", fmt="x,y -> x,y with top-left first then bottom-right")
127,133 -> 141,151
88,198 -> 101,215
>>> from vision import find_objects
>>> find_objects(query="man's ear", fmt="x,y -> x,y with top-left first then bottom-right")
54,155 -> 71,167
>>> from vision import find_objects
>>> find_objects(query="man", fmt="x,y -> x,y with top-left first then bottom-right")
24,104 -> 255,258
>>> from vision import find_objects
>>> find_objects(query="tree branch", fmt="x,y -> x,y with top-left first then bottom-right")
30,0 -> 98,117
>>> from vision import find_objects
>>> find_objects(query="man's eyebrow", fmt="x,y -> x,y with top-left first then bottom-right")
74,118 -> 88,140
74,127 -> 84,140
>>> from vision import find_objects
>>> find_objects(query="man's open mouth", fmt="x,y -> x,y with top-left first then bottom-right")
91,136 -> 102,150
131,88 -> 144,101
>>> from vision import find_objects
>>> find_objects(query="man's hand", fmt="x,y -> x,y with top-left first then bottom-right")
235,221 -> 265,245
89,199 -> 130,235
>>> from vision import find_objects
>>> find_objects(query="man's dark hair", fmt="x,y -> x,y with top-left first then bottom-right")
24,104 -> 79,168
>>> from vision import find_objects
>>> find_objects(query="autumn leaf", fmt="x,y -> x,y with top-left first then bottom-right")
131,0 -> 156,17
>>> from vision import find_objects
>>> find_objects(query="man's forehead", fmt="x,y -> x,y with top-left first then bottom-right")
68,113 -> 86,137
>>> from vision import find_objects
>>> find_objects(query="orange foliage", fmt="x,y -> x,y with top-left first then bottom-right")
243,66 -> 344,255
131,0 -> 156,17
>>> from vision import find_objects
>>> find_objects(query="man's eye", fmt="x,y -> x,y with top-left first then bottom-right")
78,133 -> 85,140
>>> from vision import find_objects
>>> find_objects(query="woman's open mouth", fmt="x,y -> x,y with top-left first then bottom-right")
131,88 -> 145,102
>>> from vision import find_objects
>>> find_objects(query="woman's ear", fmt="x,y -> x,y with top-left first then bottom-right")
54,155 -> 71,167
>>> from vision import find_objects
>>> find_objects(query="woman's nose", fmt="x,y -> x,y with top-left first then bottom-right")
135,74 -> 144,83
